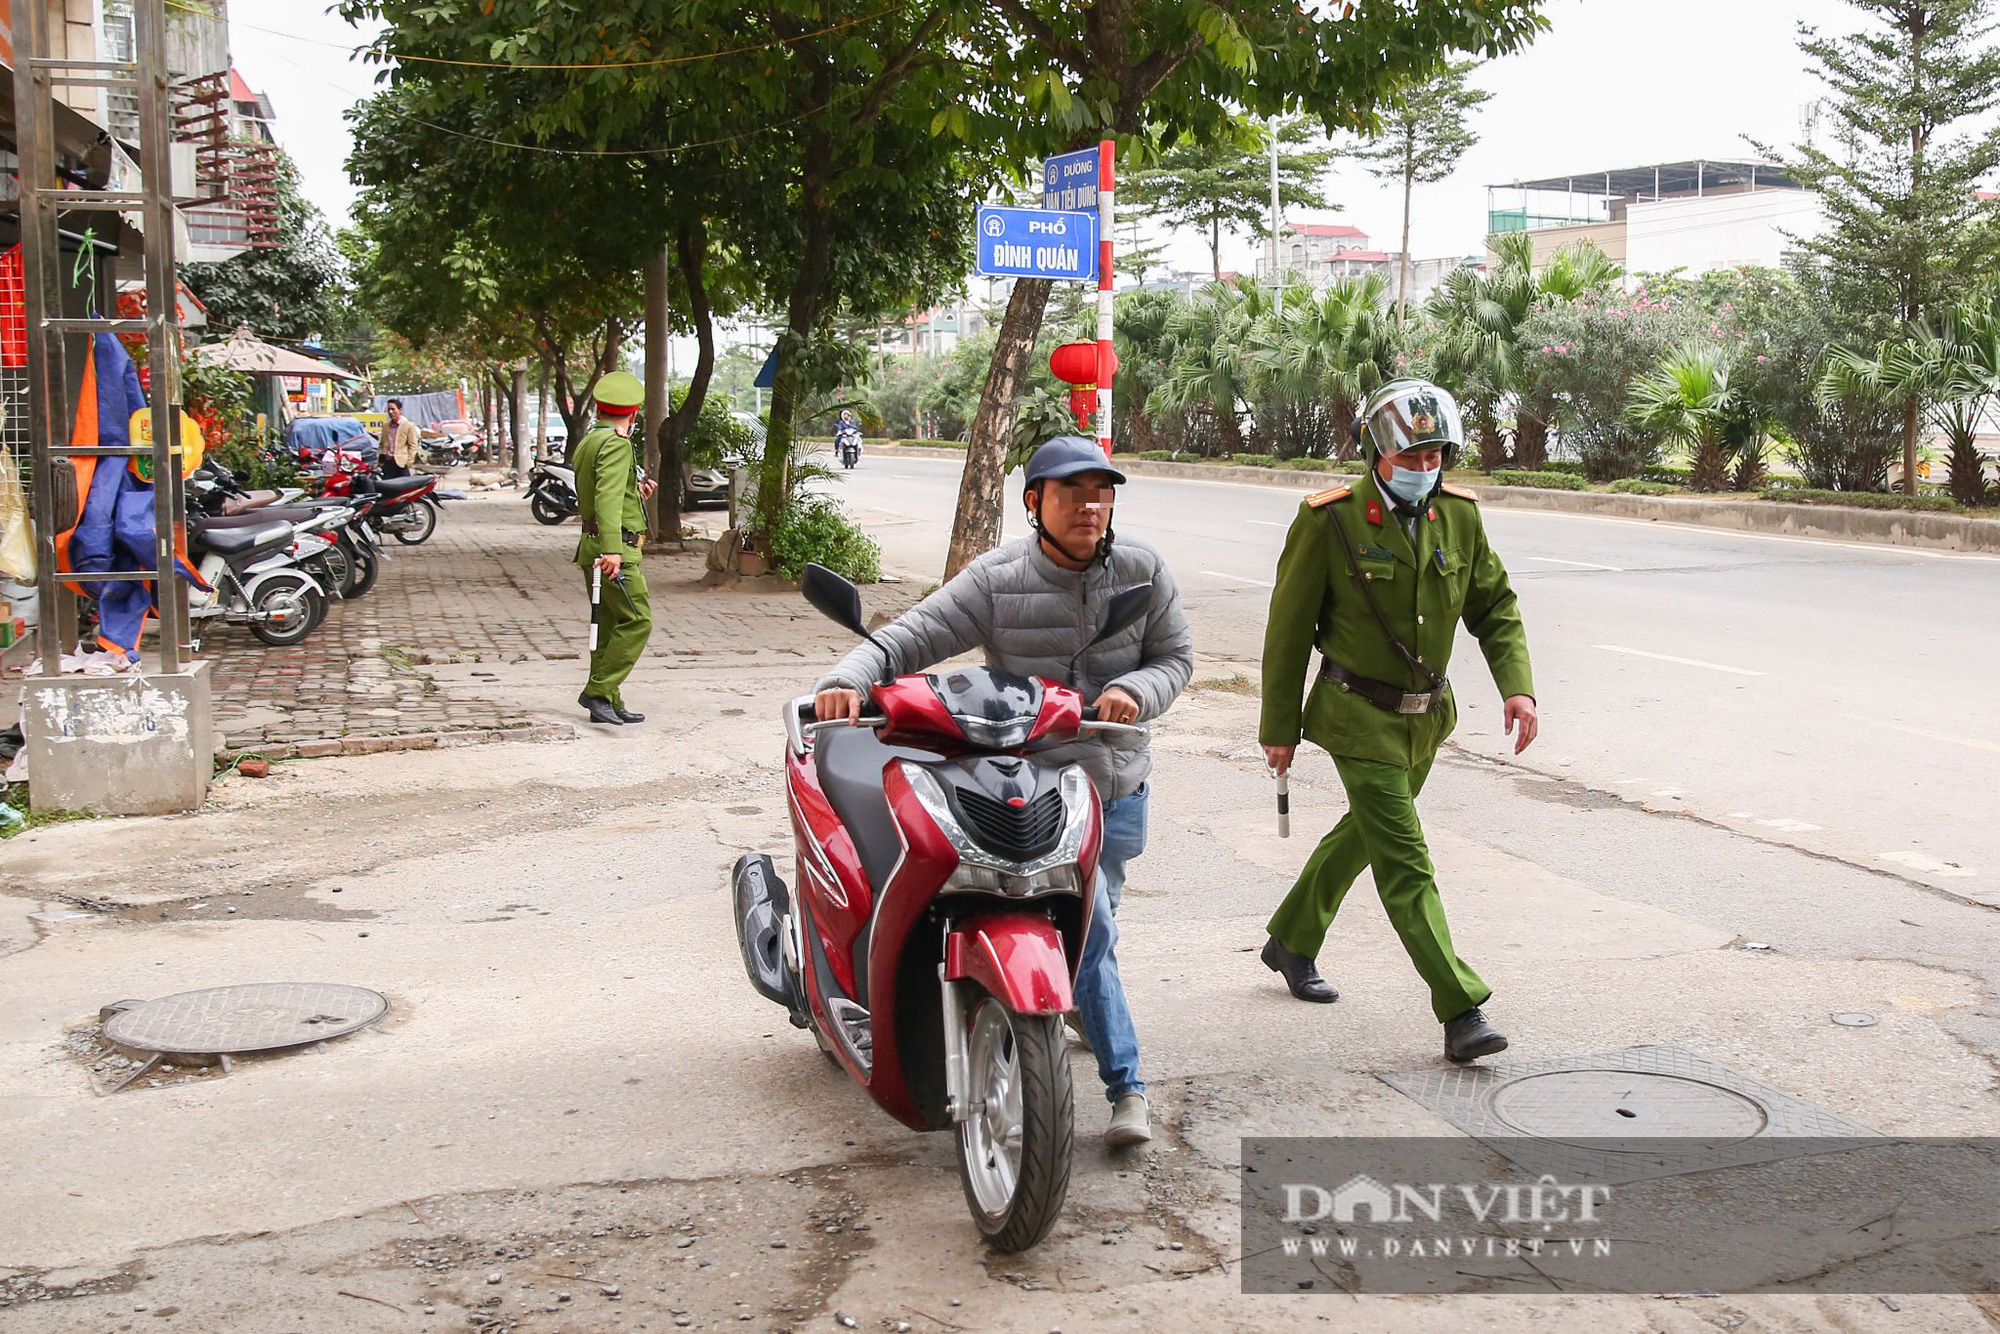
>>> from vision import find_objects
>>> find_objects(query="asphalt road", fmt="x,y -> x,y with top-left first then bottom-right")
823,451 -> 2000,906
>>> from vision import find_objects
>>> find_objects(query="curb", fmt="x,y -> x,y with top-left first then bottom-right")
220,722 -> 577,764
867,446 -> 2000,555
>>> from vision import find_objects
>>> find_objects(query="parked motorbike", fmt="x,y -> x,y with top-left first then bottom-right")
835,423 -> 863,470
306,446 -> 445,546
185,513 -> 332,648
526,454 -> 578,526
192,462 -> 382,601
732,563 -> 1153,1251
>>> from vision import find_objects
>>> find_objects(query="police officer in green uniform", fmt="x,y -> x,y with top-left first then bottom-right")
1257,378 -> 1537,1063
573,370 -> 655,726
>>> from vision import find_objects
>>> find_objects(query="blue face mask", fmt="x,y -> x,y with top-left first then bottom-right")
1383,463 -> 1440,507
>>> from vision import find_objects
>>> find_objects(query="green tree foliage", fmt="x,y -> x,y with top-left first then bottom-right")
1350,60 -> 1494,326
1768,0 -> 2000,490
1626,344 -> 1743,491
1125,115 -> 1335,280
1519,286 -> 1707,481
182,152 -> 343,339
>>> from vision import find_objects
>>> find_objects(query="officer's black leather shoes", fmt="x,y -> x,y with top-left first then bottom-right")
578,692 -> 624,725
1444,1007 -> 1508,1063
615,705 -> 646,724
1262,936 -> 1338,1003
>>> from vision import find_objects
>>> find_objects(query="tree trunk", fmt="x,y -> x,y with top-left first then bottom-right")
643,244 -> 673,546
1901,395 -> 1920,495
757,199 -> 834,538
944,277 -> 1051,580
1515,410 -> 1548,470
1210,217 -> 1222,282
1396,152 -> 1415,328
509,366 -> 526,475
535,358 -> 549,462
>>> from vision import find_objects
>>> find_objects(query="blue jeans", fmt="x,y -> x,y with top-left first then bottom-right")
1076,784 -> 1147,1103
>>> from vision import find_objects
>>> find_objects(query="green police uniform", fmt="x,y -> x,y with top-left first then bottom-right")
1260,468 -> 1533,1022
572,420 -> 653,707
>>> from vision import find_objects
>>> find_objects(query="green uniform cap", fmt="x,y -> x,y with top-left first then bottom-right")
594,370 -> 644,409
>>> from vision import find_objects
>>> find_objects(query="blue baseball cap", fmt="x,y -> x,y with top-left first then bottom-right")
1024,435 -> 1127,487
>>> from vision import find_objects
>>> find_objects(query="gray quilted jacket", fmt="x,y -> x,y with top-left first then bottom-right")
815,535 -> 1193,802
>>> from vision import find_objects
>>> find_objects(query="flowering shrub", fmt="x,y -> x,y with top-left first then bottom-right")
1519,288 -> 1708,480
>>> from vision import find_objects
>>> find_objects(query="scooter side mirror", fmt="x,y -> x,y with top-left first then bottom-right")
1090,583 -> 1153,649
801,563 -> 868,638
802,563 -> 900,685
1068,582 -> 1153,685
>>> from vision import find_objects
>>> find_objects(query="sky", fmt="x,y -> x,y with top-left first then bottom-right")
234,0 -> 1861,287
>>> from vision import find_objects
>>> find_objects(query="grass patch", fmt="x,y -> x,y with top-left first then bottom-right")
0,781 -> 95,838
1605,478 -> 1681,496
1194,672 -> 1259,696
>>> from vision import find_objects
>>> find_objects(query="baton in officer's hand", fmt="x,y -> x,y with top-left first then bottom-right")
589,565 -> 603,651
1272,766 -> 1291,838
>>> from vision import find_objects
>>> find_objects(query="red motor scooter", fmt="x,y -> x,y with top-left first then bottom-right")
303,445 -> 444,546
733,564 -> 1153,1251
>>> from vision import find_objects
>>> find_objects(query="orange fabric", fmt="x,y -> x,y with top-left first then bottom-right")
52,345 -> 100,597
1439,482 -> 1480,501
1305,485 -> 1352,508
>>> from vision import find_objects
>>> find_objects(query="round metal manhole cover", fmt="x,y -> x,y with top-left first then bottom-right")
1490,1071 -> 1770,1147
103,983 -> 387,1055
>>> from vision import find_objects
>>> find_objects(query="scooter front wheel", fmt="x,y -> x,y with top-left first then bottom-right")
954,992 -> 1072,1252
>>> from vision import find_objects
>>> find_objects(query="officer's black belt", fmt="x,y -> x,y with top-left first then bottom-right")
1320,658 -> 1449,715
580,520 -> 640,545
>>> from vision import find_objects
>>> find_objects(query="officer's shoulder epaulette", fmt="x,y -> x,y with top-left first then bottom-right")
1305,485 -> 1352,508
1439,482 -> 1479,502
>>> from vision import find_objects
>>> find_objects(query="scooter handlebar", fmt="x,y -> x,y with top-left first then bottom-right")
1077,704 -> 1148,737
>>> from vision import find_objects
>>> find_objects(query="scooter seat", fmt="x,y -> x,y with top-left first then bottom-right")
190,518 -> 292,558
365,474 -> 431,500
220,490 -> 281,516
814,727 -> 933,895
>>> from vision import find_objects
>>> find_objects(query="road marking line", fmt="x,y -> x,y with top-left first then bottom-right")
1876,851 -> 1977,878
1593,644 -> 1766,676
1844,714 -> 2000,754
1202,570 -> 1274,588
1527,555 -> 1625,571
1250,519 -> 1288,527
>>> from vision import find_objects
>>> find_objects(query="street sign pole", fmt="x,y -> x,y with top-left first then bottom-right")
1095,139 -> 1115,459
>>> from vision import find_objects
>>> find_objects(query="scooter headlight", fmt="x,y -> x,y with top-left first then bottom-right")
900,762 -> 1091,900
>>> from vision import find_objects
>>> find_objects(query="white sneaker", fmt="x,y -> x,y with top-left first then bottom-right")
1105,1093 -> 1151,1148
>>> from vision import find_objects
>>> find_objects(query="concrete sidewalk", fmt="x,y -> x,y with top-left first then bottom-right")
200,490 -> 916,756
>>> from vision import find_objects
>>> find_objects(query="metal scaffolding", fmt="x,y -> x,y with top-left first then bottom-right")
12,0 -> 190,674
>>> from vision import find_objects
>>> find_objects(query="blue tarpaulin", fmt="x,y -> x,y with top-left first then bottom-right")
370,389 -> 463,427
288,415 -> 376,463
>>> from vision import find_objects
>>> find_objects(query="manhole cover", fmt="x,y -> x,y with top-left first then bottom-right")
1381,1045 -> 1880,1184
104,982 -> 387,1056
1491,1070 -> 1768,1145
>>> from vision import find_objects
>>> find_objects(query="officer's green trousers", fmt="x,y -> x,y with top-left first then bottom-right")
583,564 -> 652,706
1266,751 -> 1491,1023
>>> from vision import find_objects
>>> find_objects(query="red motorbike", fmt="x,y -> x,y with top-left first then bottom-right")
301,446 -> 444,546
733,565 -> 1153,1250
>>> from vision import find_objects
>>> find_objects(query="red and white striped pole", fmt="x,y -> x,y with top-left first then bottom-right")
1095,138 -> 1115,459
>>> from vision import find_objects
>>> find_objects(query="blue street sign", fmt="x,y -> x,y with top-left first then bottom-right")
1042,147 -> 1100,212
974,205 -> 1098,282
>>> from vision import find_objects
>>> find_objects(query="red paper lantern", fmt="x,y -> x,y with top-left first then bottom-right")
1049,341 -> 1116,385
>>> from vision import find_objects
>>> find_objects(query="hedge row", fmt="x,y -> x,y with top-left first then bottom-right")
1605,479 -> 1680,496
1492,469 -> 1588,491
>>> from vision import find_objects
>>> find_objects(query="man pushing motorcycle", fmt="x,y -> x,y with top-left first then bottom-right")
814,436 -> 1193,1147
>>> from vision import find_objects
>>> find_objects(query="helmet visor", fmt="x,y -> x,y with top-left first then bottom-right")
1363,384 -> 1465,459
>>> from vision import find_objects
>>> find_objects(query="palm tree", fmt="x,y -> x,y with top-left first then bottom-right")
1427,232 -> 1621,469
1157,280 -> 1269,456
1628,343 -> 1739,492
1244,274 -> 1397,458
1823,282 -> 2000,504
